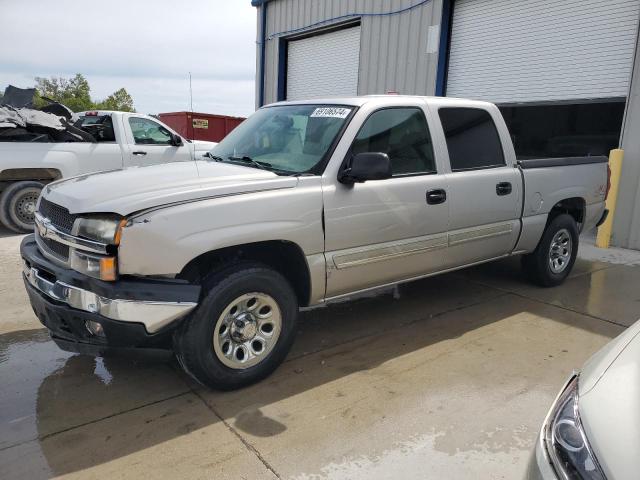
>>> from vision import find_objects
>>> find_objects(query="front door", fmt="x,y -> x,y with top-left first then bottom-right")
125,116 -> 192,167
323,107 -> 450,298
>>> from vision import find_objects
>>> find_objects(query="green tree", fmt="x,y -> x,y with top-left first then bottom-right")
96,88 -> 135,112
34,73 -> 93,112
33,74 -> 136,112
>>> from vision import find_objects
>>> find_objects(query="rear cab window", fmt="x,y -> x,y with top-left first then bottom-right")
438,108 -> 505,171
351,107 -> 436,176
75,114 -> 116,142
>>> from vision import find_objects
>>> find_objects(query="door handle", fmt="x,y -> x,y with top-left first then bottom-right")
426,189 -> 447,205
496,182 -> 512,196
132,151 -> 147,156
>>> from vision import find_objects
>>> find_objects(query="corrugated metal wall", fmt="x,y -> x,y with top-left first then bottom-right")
446,0 -> 640,104
257,0 -> 443,106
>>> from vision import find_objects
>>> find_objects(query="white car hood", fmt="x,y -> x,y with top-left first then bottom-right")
43,160 -> 298,216
578,319 -> 640,480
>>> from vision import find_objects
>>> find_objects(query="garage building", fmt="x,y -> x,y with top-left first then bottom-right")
252,0 -> 640,250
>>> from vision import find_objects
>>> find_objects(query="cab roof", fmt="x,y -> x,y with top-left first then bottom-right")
266,94 -> 495,110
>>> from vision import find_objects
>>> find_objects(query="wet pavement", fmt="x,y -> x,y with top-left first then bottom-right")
1,228 -> 639,479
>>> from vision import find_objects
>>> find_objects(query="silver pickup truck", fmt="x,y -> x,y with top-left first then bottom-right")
20,96 -> 610,390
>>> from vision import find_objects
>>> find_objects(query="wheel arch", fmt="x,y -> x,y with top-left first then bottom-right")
0,168 -> 62,184
178,240 -> 313,307
547,197 -> 586,230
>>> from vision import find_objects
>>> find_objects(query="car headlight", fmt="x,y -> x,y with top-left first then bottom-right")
544,375 -> 606,479
71,215 -> 125,281
75,215 -> 125,244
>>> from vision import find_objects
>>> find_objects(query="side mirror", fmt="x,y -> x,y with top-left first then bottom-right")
339,152 -> 392,184
170,133 -> 184,147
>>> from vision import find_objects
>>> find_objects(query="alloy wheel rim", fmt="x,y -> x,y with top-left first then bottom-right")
213,292 -> 282,369
549,228 -> 572,274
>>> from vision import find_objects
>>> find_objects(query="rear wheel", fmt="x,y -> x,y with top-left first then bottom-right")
174,263 -> 298,390
0,181 -> 43,233
522,213 -> 579,287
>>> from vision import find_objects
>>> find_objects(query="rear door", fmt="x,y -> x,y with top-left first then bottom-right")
124,116 -> 192,167
436,107 -> 521,265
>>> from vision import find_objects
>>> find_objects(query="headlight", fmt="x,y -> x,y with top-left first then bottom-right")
544,375 -> 606,479
75,215 -> 125,245
71,215 -> 124,281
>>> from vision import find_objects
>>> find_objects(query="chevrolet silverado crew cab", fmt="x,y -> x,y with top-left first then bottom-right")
21,96 -> 610,390
0,110 -> 215,233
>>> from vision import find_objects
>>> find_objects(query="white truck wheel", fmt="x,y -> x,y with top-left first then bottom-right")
0,181 -> 43,234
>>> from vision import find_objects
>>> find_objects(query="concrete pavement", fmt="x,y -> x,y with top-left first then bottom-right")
1,228 -> 639,479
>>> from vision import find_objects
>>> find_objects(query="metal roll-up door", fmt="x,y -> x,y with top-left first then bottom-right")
286,26 -> 361,100
446,0 -> 640,103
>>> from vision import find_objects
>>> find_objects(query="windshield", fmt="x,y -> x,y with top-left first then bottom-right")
208,104 -> 354,174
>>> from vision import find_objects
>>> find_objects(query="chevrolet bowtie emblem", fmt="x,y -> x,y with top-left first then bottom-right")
37,217 -> 51,237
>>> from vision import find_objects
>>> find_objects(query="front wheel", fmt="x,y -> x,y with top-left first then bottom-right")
174,263 -> 298,390
521,213 -> 579,287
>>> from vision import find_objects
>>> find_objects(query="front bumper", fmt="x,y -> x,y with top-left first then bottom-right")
21,235 -> 200,354
526,433 -> 558,480
525,373 -> 582,480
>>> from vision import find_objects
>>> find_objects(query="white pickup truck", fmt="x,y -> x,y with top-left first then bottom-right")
20,96 -> 610,390
0,110 -> 214,232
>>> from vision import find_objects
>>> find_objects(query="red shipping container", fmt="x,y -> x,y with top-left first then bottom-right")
158,111 -> 245,143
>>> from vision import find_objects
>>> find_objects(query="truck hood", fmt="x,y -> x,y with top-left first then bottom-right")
191,140 -> 217,159
578,319 -> 640,480
43,160 -> 298,216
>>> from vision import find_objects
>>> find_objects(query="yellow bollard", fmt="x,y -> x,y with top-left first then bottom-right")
596,148 -> 624,248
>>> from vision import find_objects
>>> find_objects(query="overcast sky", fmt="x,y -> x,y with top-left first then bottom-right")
0,0 -> 257,116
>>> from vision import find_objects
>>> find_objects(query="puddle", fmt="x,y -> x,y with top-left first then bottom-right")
1,327 -> 190,478
0,329 -> 74,449
0,329 -> 183,450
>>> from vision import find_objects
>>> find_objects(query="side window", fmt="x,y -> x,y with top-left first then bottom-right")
128,117 -> 173,145
351,108 -> 436,176
438,108 -> 505,171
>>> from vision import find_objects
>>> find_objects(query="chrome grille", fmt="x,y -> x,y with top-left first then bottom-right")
35,229 -> 70,263
41,235 -> 70,259
38,198 -> 78,233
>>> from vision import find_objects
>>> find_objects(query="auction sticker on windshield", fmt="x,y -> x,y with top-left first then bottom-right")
310,107 -> 352,119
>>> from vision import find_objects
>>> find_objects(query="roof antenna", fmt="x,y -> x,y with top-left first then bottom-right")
189,71 -> 194,113
189,71 -> 194,140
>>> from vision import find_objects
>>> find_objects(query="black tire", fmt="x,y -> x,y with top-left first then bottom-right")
174,262 -> 298,390
521,213 -> 579,287
0,181 -> 44,233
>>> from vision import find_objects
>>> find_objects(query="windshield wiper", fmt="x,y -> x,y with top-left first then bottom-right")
206,152 -> 290,174
204,152 -> 225,161
227,155 -> 272,171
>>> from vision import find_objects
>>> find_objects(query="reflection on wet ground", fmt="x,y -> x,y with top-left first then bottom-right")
1,330 -> 70,446
0,251 -> 638,479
